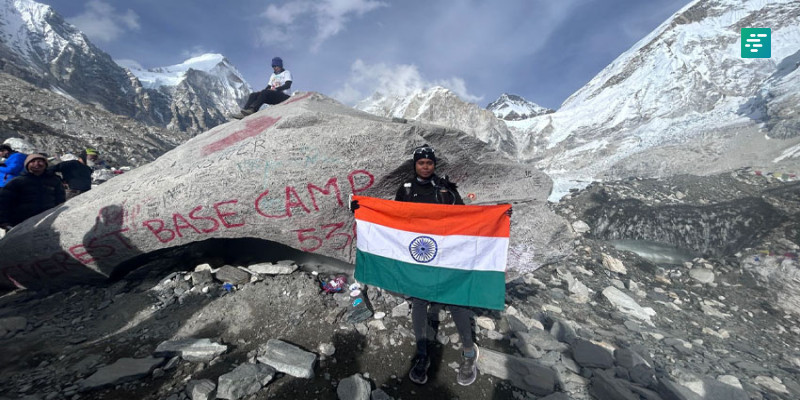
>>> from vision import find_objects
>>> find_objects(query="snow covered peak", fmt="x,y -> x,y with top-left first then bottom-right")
0,0 -> 91,71
487,93 -> 553,121
356,86 -> 518,156
121,53 -> 250,92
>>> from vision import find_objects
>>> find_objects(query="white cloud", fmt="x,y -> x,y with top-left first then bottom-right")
259,0 -> 387,51
67,0 -> 140,44
181,46 -> 213,60
332,59 -> 482,105
115,59 -> 143,70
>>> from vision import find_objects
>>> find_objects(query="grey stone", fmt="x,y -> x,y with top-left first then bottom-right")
688,268 -> 715,284
191,270 -> 214,286
370,388 -> 393,400
540,393 -> 570,400
514,330 -> 568,359
391,302 -> 410,318
257,339 -> 316,378
476,347 -> 556,396
155,338 -> 227,362
215,265 -> 251,285
216,363 -> 275,400
572,338 -> 614,369
688,377 -> 749,400
80,357 -> 165,389
0,316 -> 27,336
186,379 -> 216,400
657,377 -> 703,400
615,348 -> 651,370
337,374 -> 371,400
506,314 -> 529,333
590,370 -> 639,400
247,261 -> 298,275
549,319 -> 578,345
602,287 -> 656,324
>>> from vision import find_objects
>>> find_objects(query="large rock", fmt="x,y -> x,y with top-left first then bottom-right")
79,357 -> 165,389
257,339 -> 316,378
155,338 -> 227,361
0,92 -> 571,291
216,363 -> 275,400
476,347 -> 556,396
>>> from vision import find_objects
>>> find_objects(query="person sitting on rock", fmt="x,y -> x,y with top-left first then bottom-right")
49,151 -> 93,199
0,154 -> 66,230
0,144 -> 28,188
231,57 -> 292,119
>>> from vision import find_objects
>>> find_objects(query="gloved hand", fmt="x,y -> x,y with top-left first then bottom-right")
505,207 -> 513,217
350,200 -> 360,213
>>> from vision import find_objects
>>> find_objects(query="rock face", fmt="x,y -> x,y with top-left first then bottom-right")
355,86 -> 518,156
510,0 -> 800,191
487,93 -> 553,121
0,72 -> 188,167
0,92 -> 573,293
0,1 -> 247,135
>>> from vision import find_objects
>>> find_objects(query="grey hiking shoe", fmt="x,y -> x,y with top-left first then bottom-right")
408,353 -> 431,385
457,345 -> 479,386
230,109 -> 255,120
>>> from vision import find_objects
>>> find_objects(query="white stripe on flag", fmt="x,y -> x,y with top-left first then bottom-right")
356,220 -> 508,272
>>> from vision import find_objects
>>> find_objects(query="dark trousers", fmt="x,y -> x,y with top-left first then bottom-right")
411,297 -> 474,355
243,89 -> 290,111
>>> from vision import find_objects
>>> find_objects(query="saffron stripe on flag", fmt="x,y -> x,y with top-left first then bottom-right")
353,195 -> 510,310
355,249 -> 506,310
356,219 -> 508,272
353,195 -> 510,238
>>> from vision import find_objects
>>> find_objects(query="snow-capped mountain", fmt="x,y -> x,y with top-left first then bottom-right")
121,54 -> 251,133
512,0 -> 800,197
487,93 -> 553,121
0,0 -> 147,119
0,0 -> 248,134
356,86 -> 518,156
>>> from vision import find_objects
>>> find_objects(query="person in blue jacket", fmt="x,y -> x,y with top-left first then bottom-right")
0,144 -> 27,188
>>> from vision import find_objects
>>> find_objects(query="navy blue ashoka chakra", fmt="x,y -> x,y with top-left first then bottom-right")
409,236 -> 438,263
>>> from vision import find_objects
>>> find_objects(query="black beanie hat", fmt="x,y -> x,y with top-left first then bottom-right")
412,144 -> 436,164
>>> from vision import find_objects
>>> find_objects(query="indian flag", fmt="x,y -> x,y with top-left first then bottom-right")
353,195 -> 511,310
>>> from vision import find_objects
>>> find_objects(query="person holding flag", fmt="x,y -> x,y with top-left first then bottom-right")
351,144 -> 511,387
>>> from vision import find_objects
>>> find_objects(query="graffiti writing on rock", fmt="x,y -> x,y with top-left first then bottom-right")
202,116 -> 281,157
255,170 -> 374,219
1,169 -> 376,285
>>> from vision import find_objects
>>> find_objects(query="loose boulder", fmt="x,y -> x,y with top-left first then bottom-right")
0,92 -> 572,291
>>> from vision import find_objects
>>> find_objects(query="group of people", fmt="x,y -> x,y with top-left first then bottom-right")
0,145 -> 104,231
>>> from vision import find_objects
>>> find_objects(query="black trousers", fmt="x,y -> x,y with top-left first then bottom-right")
243,89 -> 290,111
411,297 -> 474,355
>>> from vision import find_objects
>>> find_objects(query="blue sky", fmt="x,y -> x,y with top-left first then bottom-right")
41,0 -> 690,110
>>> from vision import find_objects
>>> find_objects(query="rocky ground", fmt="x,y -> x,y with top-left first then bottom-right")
1,168 -> 799,400
0,72 -> 188,167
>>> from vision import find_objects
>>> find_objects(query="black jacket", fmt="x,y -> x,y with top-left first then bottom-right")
0,171 -> 66,226
394,174 -> 464,205
50,160 -> 92,191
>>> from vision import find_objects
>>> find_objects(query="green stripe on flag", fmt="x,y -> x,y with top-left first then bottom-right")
355,249 -> 506,310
